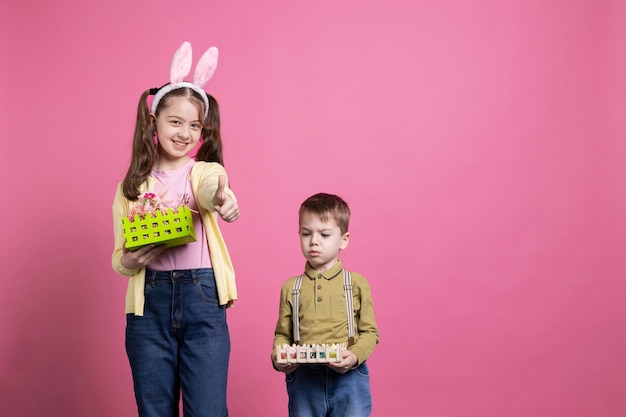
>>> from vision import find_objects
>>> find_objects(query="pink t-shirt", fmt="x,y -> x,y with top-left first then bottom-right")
147,159 -> 212,271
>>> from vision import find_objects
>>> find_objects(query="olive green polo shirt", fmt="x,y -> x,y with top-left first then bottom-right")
273,260 -> 379,366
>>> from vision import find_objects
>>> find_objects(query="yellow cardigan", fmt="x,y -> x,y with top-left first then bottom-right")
112,162 -> 237,315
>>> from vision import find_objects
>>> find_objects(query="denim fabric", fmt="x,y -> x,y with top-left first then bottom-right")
286,362 -> 372,417
126,268 -> 230,417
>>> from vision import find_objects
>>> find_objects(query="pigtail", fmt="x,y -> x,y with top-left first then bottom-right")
195,94 -> 224,166
121,90 -> 157,200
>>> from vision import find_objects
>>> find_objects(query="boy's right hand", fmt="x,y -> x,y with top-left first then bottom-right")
272,355 -> 298,374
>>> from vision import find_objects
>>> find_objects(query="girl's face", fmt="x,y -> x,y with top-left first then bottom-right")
153,96 -> 203,169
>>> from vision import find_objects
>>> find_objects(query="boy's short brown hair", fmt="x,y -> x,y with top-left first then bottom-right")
299,193 -> 351,234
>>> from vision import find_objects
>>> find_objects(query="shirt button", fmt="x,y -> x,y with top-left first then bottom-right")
317,297 -> 322,302
317,285 -> 322,290
318,274 -> 323,279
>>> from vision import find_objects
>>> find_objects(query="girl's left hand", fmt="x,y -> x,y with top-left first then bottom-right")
213,175 -> 240,222
326,350 -> 358,374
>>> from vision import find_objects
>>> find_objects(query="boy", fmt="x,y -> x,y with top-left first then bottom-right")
272,193 -> 379,417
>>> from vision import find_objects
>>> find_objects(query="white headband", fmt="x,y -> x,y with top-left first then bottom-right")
151,42 -> 218,118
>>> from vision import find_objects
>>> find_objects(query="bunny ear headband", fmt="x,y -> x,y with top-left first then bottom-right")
150,41 -> 218,118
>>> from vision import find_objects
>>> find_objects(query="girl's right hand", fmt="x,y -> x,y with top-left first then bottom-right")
120,244 -> 168,270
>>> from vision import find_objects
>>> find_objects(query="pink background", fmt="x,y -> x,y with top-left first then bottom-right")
1,1 -> 625,416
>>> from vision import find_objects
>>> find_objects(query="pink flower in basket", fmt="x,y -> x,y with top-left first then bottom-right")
127,190 -> 193,221
127,191 -> 165,221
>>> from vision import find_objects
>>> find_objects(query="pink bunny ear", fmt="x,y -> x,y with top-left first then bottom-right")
170,42 -> 193,84
193,47 -> 218,87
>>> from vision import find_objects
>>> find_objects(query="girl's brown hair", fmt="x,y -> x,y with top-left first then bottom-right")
121,87 -> 224,200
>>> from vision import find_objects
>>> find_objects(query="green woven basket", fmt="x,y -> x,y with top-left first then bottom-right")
122,206 -> 196,251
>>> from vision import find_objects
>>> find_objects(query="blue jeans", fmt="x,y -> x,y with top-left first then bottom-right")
126,268 -> 230,417
285,362 -> 372,417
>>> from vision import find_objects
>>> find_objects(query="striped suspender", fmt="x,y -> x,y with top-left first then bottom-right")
291,275 -> 304,345
343,270 -> 355,347
291,270 -> 355,347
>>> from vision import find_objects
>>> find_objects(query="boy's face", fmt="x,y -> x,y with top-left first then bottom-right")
299,211 -> 350,272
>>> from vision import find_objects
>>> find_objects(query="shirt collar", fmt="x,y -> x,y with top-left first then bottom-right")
304,260 -> 344,281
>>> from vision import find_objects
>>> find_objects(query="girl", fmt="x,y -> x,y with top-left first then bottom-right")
111,42 -> 238,417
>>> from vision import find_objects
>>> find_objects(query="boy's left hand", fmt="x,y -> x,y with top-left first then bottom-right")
326,350 -> 358,374
213,175 -> 239,222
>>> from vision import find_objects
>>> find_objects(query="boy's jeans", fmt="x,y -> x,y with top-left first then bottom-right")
286,362 -> 372,417
126,268 -> 230,417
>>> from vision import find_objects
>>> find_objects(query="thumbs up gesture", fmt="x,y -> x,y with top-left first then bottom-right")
213,175 -> 240,222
